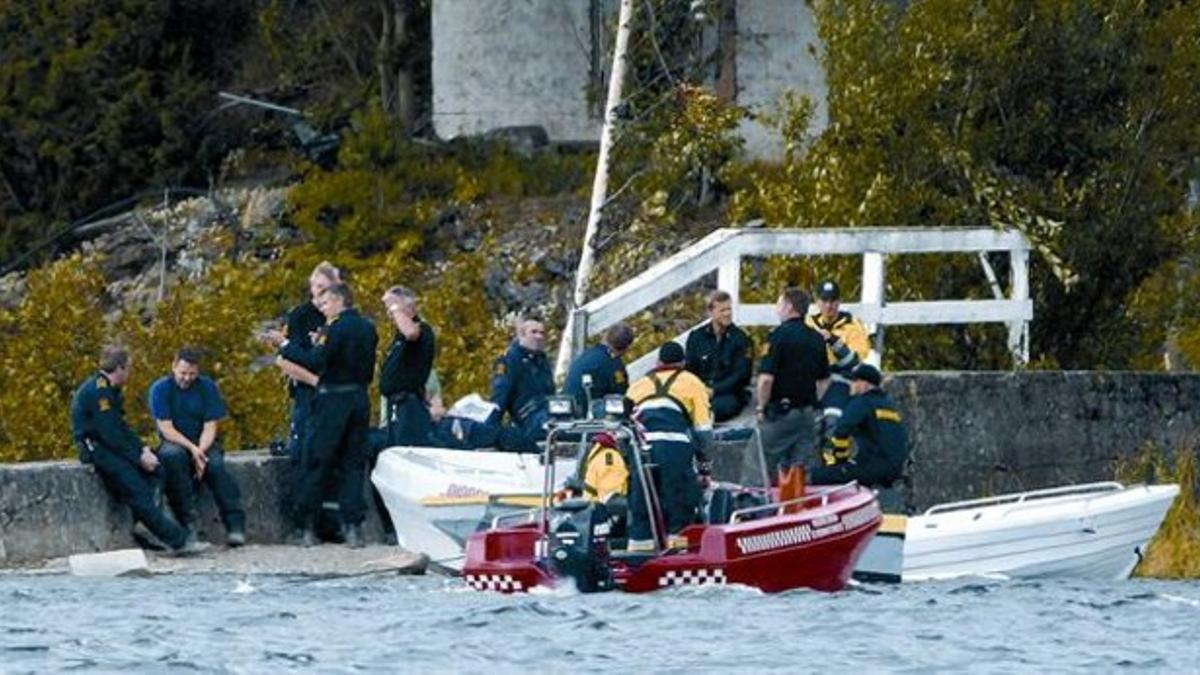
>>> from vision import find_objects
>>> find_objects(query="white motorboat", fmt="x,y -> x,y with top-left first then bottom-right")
370,445 -> 577,571
855,481 -> 1180,583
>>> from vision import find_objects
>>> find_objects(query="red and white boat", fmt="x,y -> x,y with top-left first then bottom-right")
461,420 -> 882,594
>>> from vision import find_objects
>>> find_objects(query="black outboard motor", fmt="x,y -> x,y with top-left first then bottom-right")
545,499 -> 615,593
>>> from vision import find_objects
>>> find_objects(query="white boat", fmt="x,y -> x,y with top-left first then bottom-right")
370,445 -> 576,571
855,482 -> 1180,583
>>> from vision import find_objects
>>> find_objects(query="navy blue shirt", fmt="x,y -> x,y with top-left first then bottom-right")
148,375 -> 227,445
379,318 -> 436,398
281,308 -> 378,387
564,344 -> 629,412
71,372 -> 142,465
284,300 -> 326,396
491,341 -> 555,423
759,317 -> 830,407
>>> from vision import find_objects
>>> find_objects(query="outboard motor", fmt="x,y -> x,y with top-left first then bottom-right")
545,499 -> 615,593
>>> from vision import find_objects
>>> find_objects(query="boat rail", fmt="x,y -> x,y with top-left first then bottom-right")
729,482 -> 860,523
491,508 -> 542,530
922,481 -> 1125,516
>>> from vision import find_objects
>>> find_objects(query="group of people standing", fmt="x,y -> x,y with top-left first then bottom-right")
69,258 -> 906,555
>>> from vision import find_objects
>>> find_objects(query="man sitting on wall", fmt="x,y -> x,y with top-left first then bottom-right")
150,347 -> 246,547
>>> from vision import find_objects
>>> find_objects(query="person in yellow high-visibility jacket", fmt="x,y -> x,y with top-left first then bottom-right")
806,279 -> 871,438
624,342 -> 712,551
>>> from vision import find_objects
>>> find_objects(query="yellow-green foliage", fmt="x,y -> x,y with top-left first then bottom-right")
0,255 -> 109,461
1116,441 -> 1200,578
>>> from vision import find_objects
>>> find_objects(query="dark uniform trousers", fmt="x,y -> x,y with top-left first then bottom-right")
711,393 -> 747,422
286,386 -> 315,464
386,394 -> 432,447
628,438 -> 700,541
159,442 -> 245,533
298,388 -> 371,527
91,447 -> 188,549
759,405 -> 817,479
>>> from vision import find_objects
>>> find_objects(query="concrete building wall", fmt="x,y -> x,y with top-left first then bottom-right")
432,0 -> 601,142
3,373 -> 1197,566
735,1 -> 828,159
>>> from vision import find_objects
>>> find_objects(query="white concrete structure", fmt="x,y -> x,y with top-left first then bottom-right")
431,0 -> 829,159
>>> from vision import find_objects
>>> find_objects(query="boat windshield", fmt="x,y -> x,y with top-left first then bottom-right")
707,427 -> 770,490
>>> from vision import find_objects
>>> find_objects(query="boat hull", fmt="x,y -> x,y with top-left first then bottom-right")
464,485 -> 882,594
853,483 -> 1180,583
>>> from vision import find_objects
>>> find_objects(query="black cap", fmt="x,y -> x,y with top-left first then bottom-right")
817,279 -> 841,301
850,363 -> 882,387
659,342 -> 685,365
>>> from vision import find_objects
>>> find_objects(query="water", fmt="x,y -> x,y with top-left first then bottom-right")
1,574 -> 1197,672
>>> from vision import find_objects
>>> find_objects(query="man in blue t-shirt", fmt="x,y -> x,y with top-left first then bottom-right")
150,347 -> 246,546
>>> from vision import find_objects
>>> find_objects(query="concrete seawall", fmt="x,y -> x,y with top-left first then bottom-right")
2,372 -> 1197,566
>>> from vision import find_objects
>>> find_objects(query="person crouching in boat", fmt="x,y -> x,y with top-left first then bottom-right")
624,342 -> 713,551
809,364 -> 909,488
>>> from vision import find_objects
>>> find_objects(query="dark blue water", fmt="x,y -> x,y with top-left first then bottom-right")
1,573 -> 1197,672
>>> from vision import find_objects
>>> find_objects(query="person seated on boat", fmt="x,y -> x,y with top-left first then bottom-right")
491,313 -> 556,452
563,322 -> 634,418
685,290 -> 753,422
624,342 -> 714,551
805,280 -> 871,441
808,364 -> 909,488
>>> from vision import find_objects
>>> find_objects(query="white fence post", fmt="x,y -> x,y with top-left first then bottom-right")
718,257 -> 741,323
1008,247 -> 1031,363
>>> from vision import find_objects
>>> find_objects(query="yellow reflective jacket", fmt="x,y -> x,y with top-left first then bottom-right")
581,442 -> 629,502
807,311 -> 871,367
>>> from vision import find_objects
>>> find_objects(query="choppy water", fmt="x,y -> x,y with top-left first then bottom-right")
1,573 -> 1197,673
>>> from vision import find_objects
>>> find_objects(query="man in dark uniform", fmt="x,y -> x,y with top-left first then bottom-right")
265,282 -> 378,547
685,290 -> 753,422
150,347 -> 246,546
491,313 -> 555,452
275,261 -> 340,462
564,322 -> 633,417
809,364 -> 909,488
70,345 -> 205,555
756,287 -> 831,479
379,286 -> 437,446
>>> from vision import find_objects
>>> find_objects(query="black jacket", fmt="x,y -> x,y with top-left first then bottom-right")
684,323 -> 752,399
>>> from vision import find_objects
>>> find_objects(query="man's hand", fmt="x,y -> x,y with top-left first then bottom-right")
259,329 -> 286,348
188,446 -> 208,479
139,447 -> 160,473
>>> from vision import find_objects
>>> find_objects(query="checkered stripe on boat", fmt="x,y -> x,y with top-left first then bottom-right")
658,568 -> 727,587
465,574 -> 525,592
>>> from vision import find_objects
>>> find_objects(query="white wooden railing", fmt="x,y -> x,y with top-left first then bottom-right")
567,227 -> 1032,379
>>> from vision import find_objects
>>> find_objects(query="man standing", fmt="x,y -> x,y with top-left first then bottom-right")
275,261 -> 341,462
379,286 -> 437,446
150,347 -> 246,547
265,282 -> 378,547
809,364 -> 909,488
564,322 -> 634,417
625,342 -> 713,551
756,288 -> 831,479
70,345 -> 204,555
685,290 -> 753,422
805,279 -> 871,433
491,313 -> 555,452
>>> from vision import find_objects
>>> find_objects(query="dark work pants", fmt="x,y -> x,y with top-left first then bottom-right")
498,408 -> 549,453
386,395 -> 432,447
297,389 -> 370,528
711,392 -> 748,423
159,442 -> 245,533
628,439 -> 700,541
817,380 -> 852,441
287,386 -> 315,464
91,447 -> 188,549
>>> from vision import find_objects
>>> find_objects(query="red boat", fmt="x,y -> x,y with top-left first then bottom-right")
462,418 -> 882,594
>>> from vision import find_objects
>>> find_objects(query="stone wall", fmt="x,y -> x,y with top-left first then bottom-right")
432,0 -> 601,142
2,372 -> 1197,566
